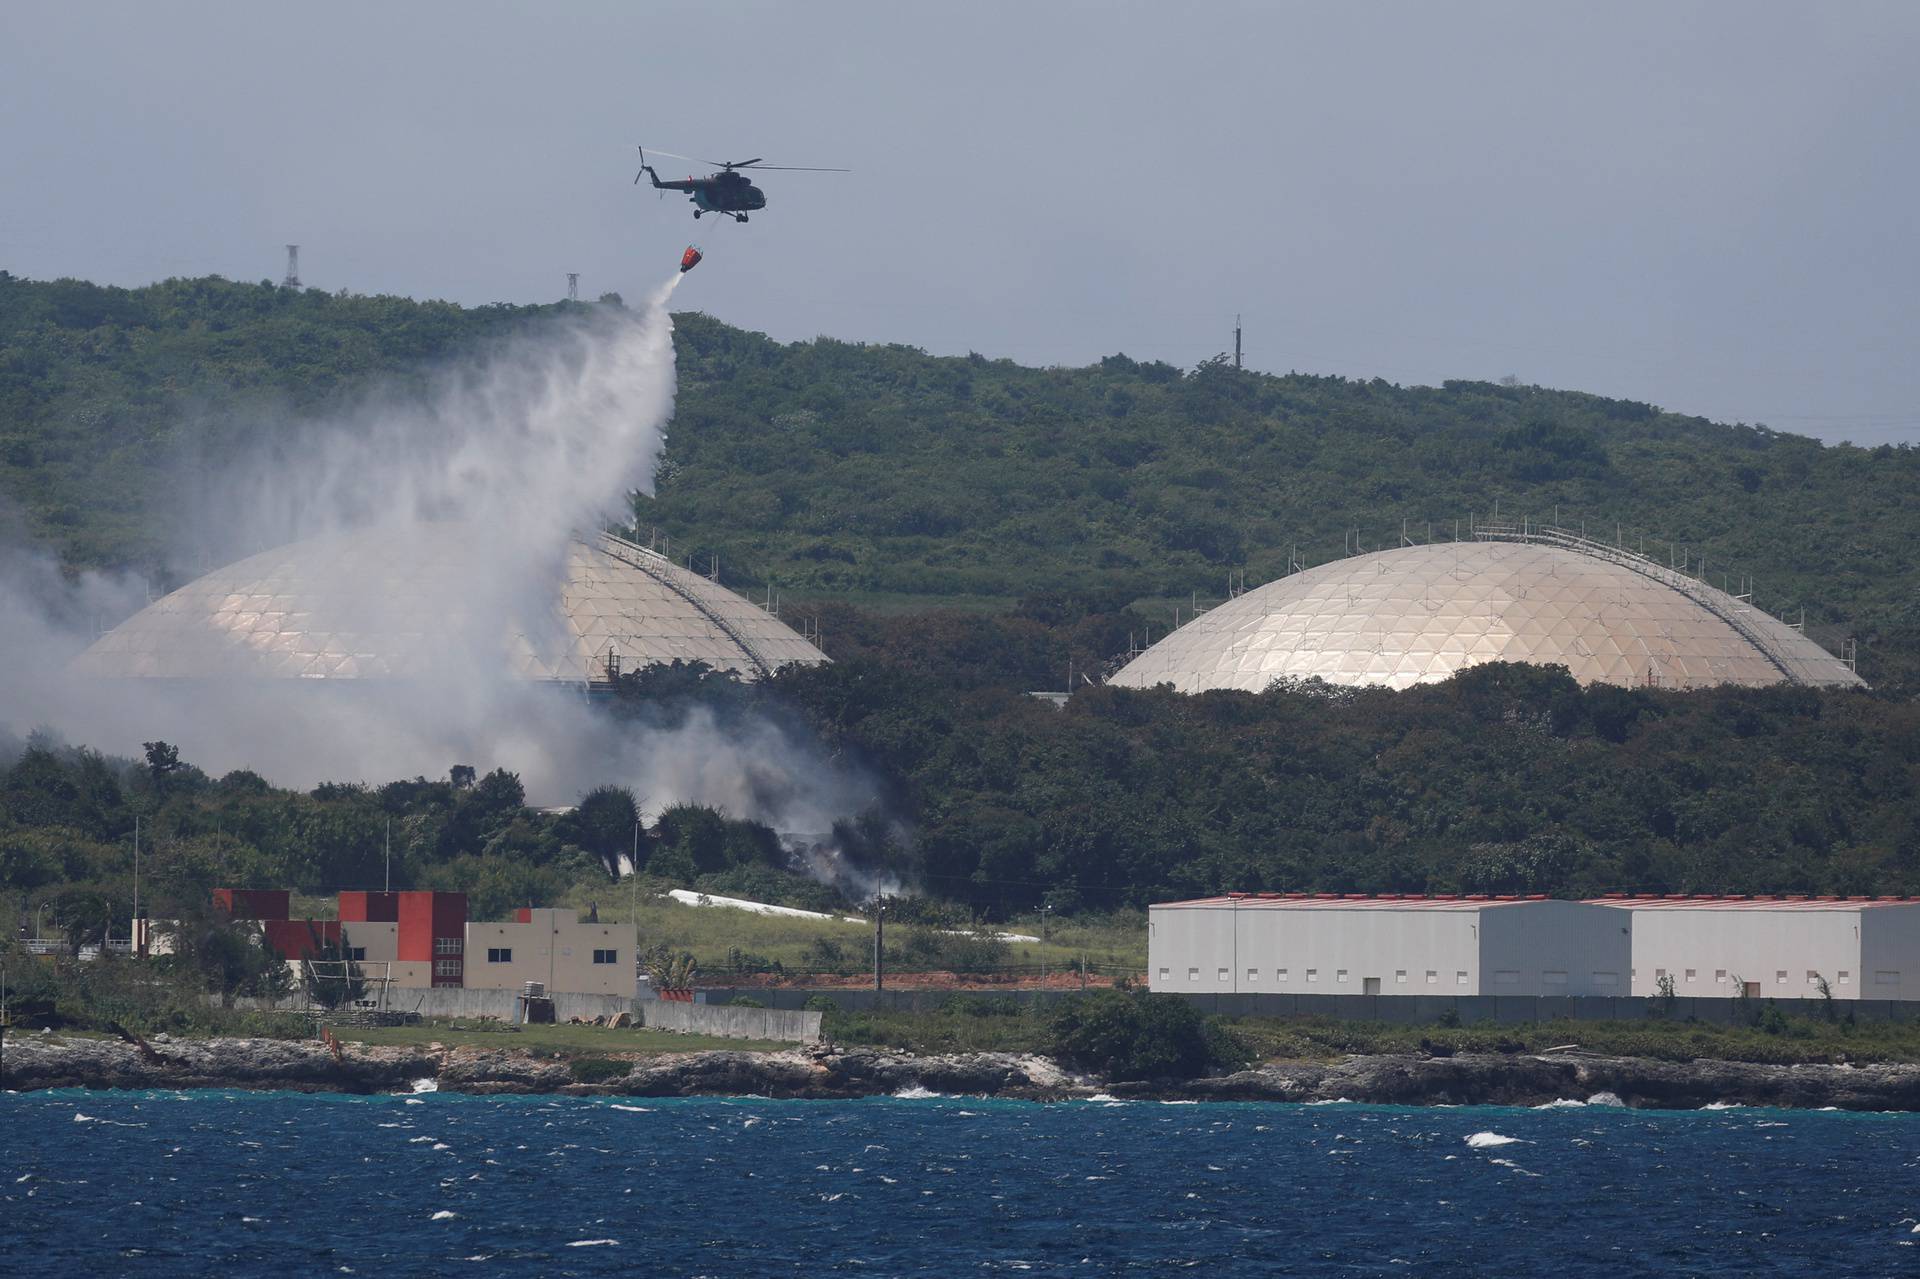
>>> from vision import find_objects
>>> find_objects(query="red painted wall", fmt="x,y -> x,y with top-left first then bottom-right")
337,891 -> 401,923
262,919 -> 341,962
396,891 -> 468,987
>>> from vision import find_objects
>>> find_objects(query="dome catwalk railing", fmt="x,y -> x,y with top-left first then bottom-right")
592,531 -> 775,680
1466,517 -> 1842,687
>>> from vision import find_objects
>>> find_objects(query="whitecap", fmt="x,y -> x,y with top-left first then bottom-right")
1701,1101 -> 1741,1110
1465,1132 -> 1524,1148
566,1239 -> 619,1247
1086,1093 -> 1123,1103
409,1136 -> 435,1144
1487,1158 -> 1543,1177
410,1078 -> 439,1094
403,1098 -> 424,1106
431,1143 -> 451,1152
431,1210 -> 459,1221
608,1104 -> 651,1113
892,1085 -> 944,1100
1307,1098 -> 1353,1106
1533,1099 -> 1585,1110
1160,1100 -> 1198,1106
1586,1091 -> 1624,1107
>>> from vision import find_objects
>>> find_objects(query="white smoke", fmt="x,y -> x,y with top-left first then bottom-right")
0,276 -> 885,852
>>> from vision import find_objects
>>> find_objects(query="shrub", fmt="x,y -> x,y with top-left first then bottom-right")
803,995 -> 840,1013
568,1057 -> 631,1084
729,995 -> 767,1009
1046,989 -> 1243,1081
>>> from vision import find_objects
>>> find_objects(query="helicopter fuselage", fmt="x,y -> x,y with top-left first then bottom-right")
645,167 -> 766,218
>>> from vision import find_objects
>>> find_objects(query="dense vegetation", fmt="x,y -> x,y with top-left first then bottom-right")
2,272 -> 1915,937
2,272 -> 1915,675
6,622 -> 1916,929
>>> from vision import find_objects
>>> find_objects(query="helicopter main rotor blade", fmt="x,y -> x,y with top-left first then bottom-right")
744,164 -> 852,172
641,147 -> 727,167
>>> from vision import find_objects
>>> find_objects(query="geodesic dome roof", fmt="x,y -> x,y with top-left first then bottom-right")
72,524 -> 827,682
1108,535 -> 1862,694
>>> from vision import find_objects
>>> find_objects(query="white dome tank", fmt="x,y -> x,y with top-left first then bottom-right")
1109,535 -> 1862,694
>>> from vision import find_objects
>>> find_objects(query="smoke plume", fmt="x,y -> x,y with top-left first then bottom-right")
0,276 -> 885,857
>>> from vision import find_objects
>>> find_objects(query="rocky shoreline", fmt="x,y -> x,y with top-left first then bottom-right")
6,1033 -> 1920,1111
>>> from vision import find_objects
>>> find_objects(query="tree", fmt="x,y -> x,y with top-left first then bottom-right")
572,785 -> 641,877
157,901 -> 292,1008
142,740 -> 182,793
448,764 -> 477,790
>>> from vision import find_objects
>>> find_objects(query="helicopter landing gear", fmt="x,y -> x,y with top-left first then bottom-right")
737,214 -> 749,223
692,209 -> 703,219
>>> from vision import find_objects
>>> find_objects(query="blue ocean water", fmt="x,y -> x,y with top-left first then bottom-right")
2,1089 -> 1917,1276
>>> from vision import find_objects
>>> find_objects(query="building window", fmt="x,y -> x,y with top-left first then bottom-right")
1395,970 -> 1407,984
1217,967 -> 1229,983
1592,972 -> 1618,986
1456,971 -> 1468,986
1426,970 -> 1437,984
1715,970 -> 1726,984
1494,970 -> 1519,985
346,947 -> 367,962
1336,969 -> 1348,984
594,949 -> 619,965
1246,968 -> 1259,983
1276,968 -> 1288,983
1685,969 -> 1696,983
1776,970 -> 1788,985
1157,967 -> 1169,983
1654,968 -> 1666,979
434,959 -> 462,977
1806,970 -> 1820,984
487,947 -> 512,963
1875,971 -> 1901,986
434,937 -> 463,956
1544,971 -> 1568,986
1187,967 -> 1199,982
1306,969 -> 1318,983
1839,971 -> 1851,985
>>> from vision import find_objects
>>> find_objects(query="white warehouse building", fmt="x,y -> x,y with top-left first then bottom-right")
1590,895 -> 1920,1000
1147,894 -> 1632,997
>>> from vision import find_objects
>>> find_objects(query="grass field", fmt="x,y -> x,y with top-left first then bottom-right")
326,1021 -> 787,1056
546,885 -> 1148,978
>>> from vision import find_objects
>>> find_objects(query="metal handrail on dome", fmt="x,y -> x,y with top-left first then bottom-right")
1469,520 -> 1819,686
591,532 -> 775,679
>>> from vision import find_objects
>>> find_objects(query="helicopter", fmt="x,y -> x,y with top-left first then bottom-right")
635,146 -> 848,222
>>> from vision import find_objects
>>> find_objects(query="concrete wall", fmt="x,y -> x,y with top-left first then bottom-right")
464,909 -> 633,996
1621,907 -> 1867,998
696,984 -> 1920,1023
639,999 -> 822,1044
381,987 -> 634,1022
1479,901 -> 1631,997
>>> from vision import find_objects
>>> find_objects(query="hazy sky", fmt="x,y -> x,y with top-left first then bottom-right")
4,2 -> 1916,445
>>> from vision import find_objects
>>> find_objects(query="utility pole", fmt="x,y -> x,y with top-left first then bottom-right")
872,897 -> 884,993
1041,904 -> 1052,984
131,814 -> 140,956
567,273 -> 579,301
1234,314 -> 1242,370
283,245 -> 301,288
630,819 -> 641,924
384,818 -> 392,893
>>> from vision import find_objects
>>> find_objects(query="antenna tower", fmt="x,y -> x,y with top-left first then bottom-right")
1233,314 -> 1242,369
282,245 -> 300,288
567,273 -> 579,301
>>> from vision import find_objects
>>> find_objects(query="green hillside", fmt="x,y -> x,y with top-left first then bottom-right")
3,272 -> 1915,663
